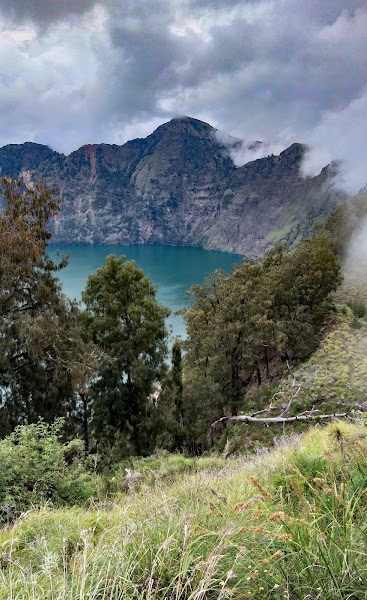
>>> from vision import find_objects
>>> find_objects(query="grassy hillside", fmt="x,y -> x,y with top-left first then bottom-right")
1,421 -> 367,599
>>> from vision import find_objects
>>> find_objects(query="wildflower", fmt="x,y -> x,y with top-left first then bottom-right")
259,586 -> 264,590
220,581 -> 225,586
248,571 -> 258,579
274,583 -> 279,588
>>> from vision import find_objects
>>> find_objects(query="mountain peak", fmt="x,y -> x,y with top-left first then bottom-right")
169,115 -> 213,127
0,119 -> 346,257
151,116 -> 215,139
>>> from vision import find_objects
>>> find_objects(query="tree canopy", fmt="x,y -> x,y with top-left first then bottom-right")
0,178 -> 97,436
82,254 -> 170,459
181,235 -> 341,449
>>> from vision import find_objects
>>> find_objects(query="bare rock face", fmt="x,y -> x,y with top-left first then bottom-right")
0,117 -> 347,256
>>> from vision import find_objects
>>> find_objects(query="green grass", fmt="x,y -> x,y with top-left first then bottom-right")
275,314 -> 367,412
1,421 -> 367,599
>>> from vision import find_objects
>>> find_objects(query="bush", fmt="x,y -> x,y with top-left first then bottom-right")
347,298 -> 367,319
0,419 -> 96,521
107,450 -> 227,493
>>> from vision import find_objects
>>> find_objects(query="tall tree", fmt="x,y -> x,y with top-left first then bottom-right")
0,178 -> 97,436
181,235 -> 341,450
82,255 -> 170,459
171,338 -> 183,428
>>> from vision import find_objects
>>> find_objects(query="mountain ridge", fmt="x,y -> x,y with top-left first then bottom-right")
0,117 -> 347,255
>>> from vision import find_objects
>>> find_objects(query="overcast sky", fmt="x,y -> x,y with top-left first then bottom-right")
0,0 -> 366,193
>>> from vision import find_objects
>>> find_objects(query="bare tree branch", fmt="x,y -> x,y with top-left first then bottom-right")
278,362 -> 301,418
211,402 -> 367,428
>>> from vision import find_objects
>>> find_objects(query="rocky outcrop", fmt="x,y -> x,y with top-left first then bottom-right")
0,117 -> 347,256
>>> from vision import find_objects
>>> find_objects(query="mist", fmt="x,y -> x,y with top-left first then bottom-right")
338,191 -> 367,300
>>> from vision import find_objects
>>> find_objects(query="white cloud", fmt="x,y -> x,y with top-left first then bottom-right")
0,0 -> 364,197
302,87 -> 367,194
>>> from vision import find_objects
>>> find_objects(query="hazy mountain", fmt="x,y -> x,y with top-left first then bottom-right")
0,117 -> 347,255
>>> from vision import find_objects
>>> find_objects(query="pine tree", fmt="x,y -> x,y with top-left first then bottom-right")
82,254 -> 170,459
171,339 -> 183,428
0,178 -> 97,436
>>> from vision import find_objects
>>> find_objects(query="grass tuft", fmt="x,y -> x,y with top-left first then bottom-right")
1,422 -> 367,598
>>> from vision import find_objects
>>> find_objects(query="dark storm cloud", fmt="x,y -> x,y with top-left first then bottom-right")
0,0 -> 365,191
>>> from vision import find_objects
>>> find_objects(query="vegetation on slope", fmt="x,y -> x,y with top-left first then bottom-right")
0,172 -> 367,598
1,421 -> 367,599
1,176 -> 363,460
180,235 -> 342,451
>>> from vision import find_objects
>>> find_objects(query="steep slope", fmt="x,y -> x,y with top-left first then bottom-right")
207,143 -> 344,254
0,117 -> 347,255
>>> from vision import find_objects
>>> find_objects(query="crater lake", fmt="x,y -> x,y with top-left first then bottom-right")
49,244 -> 243,341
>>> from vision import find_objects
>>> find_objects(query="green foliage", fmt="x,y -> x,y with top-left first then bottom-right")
276,315 -> 367,411
82,254 -> 170,460
170,338 -> 185,446
181,235 -> 341,450
324,189 -> 367,259
1,423 -> 367,599
107,450 -> 227,493
323,190 -> 367,308
347,298 -> 367,319
0,179 -> 97,436
0,420 -> 96,522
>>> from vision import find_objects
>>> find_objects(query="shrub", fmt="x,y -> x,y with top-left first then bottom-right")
0,419 -> 96,521
347,299 -> 367,319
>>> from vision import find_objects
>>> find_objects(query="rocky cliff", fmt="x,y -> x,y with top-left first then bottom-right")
0,117 -> 347,255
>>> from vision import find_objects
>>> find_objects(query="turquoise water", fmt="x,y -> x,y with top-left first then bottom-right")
49,244 -> 243,341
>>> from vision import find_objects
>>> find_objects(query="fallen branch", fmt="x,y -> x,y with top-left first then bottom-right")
211,402 -> 367,428
279,367 -> 301,418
